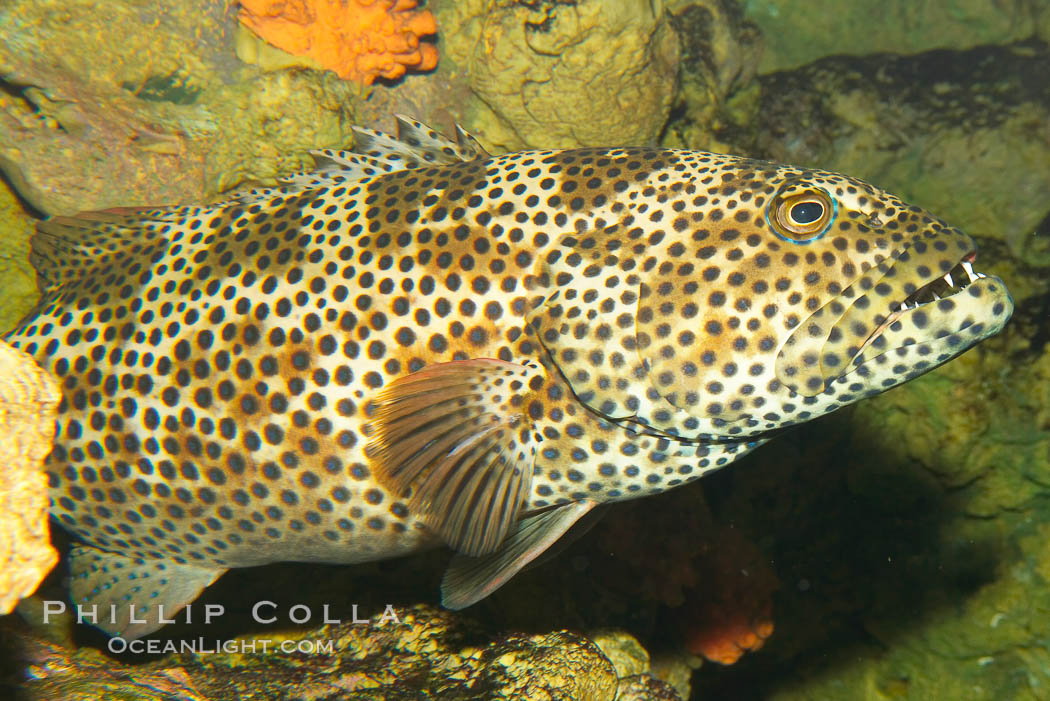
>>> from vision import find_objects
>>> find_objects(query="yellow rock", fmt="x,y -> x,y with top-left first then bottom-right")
234,23 -> 325,75
440,0 -> 679,151
0,179 -> 39,334
588,629 -> 650,679
0,340 -> 59,614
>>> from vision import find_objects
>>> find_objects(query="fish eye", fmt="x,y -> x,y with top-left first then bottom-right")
768,187 -> 835,243
789,201 -> 823,225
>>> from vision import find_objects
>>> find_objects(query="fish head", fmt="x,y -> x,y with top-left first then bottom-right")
619,159 -> 1014,439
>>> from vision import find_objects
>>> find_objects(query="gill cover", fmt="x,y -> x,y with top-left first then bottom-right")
526,226 -> 708,437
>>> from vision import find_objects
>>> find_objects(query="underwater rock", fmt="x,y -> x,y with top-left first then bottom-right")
0,0 -> 358,215
0,341 -> 60,615
661,0 -> 763,151
6,605 -> 656,700
589,629 -> 651,679
236,0 -> 438,84
0,181 -> 39,333
351,0 -> 761,155
648,649 -> 702,701
439,0 -> 680,151
721,39 -> 1050,259
589,629 -> 686,700
742,0 -> 1045,72
615,674 -> 684,701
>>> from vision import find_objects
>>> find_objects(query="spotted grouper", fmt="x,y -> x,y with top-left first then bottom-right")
4,117 -> 1013,639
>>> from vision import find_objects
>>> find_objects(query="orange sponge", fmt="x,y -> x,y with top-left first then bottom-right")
237,0 -> 438,84
678,525 -> 779,665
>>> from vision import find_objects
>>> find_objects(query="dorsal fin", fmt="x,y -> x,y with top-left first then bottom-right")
29,117 -> 488,289
30,205 -> 195,293
355,115 -> 490,164
281,115 -> 490,188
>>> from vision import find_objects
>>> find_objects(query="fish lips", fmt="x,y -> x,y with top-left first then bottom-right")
843,272 -> 1013,382
776,245 -> 1013,397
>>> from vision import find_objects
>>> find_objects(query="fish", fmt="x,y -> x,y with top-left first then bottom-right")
3,116 -> 1013,639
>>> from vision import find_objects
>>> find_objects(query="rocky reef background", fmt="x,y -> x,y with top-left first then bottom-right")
1,1 -> 1050,699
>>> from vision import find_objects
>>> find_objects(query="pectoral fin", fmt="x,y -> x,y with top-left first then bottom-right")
441,499 -> 600,610
69,544 -> 224,639
367,359 -> 546,557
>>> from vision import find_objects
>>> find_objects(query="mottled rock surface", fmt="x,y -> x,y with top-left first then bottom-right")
440,0 -> 680,151
0,341 -> 59,614
0,183 -> 38,333
0,0 -> 358,215
661,0 -> 762,152
742,0 -> 1049,72
3,605 -> 675,700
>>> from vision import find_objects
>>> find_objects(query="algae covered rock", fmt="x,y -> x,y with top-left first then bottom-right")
0,0 -> 697,212
743,0 -> 1046,72
661,0 -> 763,151
589,629 -> 686,700
0,341 -> 60,615
615,674 -> 683,701
440,0 -> 680,151
0,0 -> 358,215
0,181 -> 39,333
590,628 -> 650,679
7,605 -> 656,700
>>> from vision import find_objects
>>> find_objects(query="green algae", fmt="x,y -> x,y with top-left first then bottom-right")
438,0 -> 679,151
742,0 -> 1045,73
0,0 -> 359,215
0,180 -> 39,333
7,605 -> 678,701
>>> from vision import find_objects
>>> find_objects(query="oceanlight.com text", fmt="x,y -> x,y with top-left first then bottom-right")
106,637 -> 337,655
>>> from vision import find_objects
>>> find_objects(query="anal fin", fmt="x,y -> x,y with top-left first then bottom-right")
69,544 -> 224,639
367,359 -> 546,558
441,499 -> 599,610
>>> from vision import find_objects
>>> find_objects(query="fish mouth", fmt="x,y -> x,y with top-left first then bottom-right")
860,250 -> 984,353
776,240 -> 1013,398
840,245 -> 1013,390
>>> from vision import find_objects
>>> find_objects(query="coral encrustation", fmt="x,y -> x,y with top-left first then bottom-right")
236,0 -> 438,84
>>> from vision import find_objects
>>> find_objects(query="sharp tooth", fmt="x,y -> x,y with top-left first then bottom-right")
961,260 -> 977,282
932,292 -> 941,300
943,272 -> 954,287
